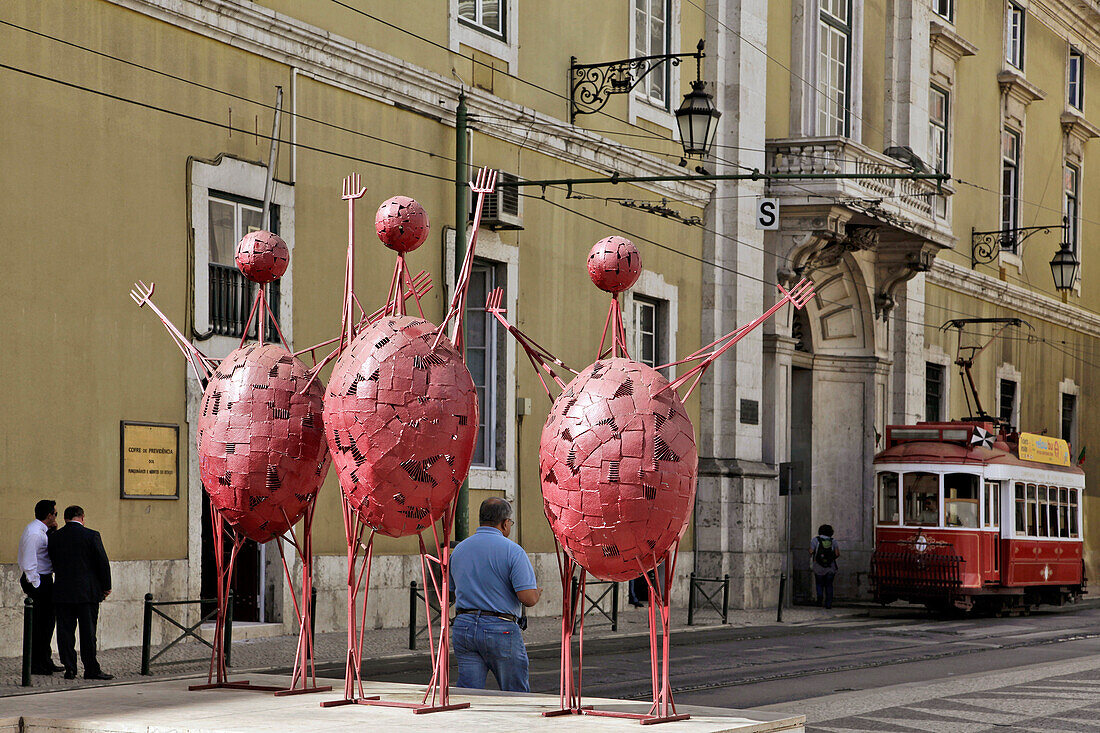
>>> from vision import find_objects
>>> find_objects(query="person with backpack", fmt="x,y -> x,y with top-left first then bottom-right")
809,524 -> 839,609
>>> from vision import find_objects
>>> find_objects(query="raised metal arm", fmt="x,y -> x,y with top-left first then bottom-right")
485,287 -> 577,401
130,281 -> 217,386
657,278 -> 815,400
433,167 -> 497,352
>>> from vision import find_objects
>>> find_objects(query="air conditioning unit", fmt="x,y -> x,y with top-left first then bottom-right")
471,171 -> 523,230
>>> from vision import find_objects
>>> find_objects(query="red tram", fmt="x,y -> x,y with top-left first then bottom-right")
871,421 -> 1086,613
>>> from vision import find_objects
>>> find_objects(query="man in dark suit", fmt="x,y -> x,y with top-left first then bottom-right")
48,506 -> 113,680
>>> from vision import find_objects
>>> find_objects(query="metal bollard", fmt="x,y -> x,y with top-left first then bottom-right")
408,581 -> 418,651
611,582 -> 619,632
22,597 -> 34,687
776,573 -> 786,623
224,592 -> 234,669
141,593 -> 154,675
310,586 -> 317,640
722,573 -> 730,624
687,571 -> 696,626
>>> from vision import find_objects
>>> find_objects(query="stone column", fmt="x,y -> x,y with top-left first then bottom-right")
695,0 -> 779,609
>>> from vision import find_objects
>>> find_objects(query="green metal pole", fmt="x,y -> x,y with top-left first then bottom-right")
454,93 -> 470,542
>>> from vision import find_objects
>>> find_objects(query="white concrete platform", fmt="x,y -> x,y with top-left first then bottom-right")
0,674 -> 804,732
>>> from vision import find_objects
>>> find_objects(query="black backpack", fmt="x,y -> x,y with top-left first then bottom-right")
813,536 -> 836,567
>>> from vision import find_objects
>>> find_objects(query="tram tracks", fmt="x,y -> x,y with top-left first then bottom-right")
605,627 -> 1100,699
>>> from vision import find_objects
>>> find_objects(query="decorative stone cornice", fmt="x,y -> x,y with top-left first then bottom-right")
928,259 -> 1100,338
1060,110 -> 1100,143
105,0 -> 713,200
998,69 -> 1046,107
930,21 -> 978,62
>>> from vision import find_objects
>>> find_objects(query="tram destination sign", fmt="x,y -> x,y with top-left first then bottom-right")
1018,432 -> 1071,467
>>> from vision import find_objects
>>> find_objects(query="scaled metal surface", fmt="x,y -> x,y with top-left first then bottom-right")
324,316 -> 477,537
198,342 -> 330,543
540,358 -> 696,581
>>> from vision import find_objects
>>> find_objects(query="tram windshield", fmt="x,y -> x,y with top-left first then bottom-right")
903,472 -> 939,526
944,473 -> 979,528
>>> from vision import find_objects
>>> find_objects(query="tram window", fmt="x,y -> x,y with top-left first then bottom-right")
1070,490 -> 1080,538
1015,483 -> 1025,533
1038,486 -> 1050,537
1026,484 -> 1038,536
1059,487 -> 1070,538
904,472 -> 940,525
984,481 -> 1000,528
878,472 -> 900,524
944,473 -> 979,528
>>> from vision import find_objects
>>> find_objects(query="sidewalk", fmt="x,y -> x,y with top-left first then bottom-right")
0,603 -> 848,696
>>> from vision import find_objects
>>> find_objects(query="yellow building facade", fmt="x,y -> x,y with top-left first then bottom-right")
1,0 -> 714,649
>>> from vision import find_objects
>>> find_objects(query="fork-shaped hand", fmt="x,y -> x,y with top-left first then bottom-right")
777,278 -> 816,310
485,287 -> 506,315
469,167 -> 498,195
341,173 -> 367,201
130,280 -> 155,308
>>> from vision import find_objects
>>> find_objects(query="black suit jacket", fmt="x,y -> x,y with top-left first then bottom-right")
48,522 -> 111,605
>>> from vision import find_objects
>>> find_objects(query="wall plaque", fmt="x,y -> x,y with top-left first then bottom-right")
120,421 -> 180,499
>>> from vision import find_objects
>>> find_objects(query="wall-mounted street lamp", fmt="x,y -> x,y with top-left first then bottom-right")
971,217 -> 1078,291
570,39 -> 720,158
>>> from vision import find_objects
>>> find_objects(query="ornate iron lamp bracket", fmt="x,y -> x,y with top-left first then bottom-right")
570,39 -> 705,123
970,221 -> 1067,267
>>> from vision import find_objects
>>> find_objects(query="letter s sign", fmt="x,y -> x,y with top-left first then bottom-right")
756,197 -> 779,230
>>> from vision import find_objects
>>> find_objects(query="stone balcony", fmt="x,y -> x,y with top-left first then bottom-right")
765,136 -> 955,250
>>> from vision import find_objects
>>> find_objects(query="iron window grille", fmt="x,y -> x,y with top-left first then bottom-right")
207,192 -> 280,339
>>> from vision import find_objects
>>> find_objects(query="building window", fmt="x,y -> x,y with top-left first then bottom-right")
1006,2 -> 1025,71
1069,47 -> 1085,110
466,259 -> 504,468
933,0 -> 954,22
458,0 -> 504,39
817,0 -> 851,136
633,295 -> 666,369
207,193 -> 279,338
1061,392 -> 1077,445
1001,129 -> 1021,251
999,378 -> 1018,427
930,86 -> 949,174
926,362 -> 946,422
1064,163 -> 1080,255
634,0 -> 672,108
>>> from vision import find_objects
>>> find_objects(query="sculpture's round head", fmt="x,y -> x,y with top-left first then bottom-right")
587,236 -> 641,293
375,196 -> 430,253
235,230 -> 289,284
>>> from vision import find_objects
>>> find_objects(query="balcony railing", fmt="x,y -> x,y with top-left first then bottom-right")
209,263 -> 280,339
766,136 -> 952,233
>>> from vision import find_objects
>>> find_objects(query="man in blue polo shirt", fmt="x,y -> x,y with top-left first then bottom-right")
451,497 -> 541,692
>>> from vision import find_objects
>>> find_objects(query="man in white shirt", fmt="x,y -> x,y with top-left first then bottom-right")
18,500 -> 64,675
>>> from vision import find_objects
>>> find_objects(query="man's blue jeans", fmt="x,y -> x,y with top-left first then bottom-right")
452,613 -> 529,692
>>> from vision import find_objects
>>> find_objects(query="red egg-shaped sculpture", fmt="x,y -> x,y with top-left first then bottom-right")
235,230 -> 289,284
587,236 -> 641,294
324,316 -> 478,537
375,196 -> 430,253
539,358 -> 698,581
197,343 -> 330,543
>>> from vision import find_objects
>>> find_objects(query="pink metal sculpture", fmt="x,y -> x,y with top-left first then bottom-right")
319,168 -> 497,715
130,231 -> 332,696
486,237 -> 815,724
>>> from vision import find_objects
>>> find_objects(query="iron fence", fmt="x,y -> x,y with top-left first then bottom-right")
687,572 -> 730,625
140,592 -> 233,675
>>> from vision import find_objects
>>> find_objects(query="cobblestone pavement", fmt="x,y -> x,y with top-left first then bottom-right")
0,601 -> 842,696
